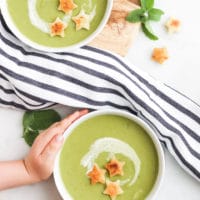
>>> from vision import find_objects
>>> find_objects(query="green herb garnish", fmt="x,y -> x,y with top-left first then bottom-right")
126,0 -> 164,40
23,109 -> 61,146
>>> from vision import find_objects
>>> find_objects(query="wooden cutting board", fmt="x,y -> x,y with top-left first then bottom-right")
89,0 -> 141,56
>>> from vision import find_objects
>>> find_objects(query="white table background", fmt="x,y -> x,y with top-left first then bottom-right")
0,0 -> 200,199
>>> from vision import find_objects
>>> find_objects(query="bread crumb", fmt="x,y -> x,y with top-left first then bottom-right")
72,10 -> 91,31
165,17 -> 181,33
152,47 -> 169,64
105,157 -> 125,177
58,0 -> 77,14
103,180 -> 123,200
87,163 -> 106,185
49,17 -> 67,37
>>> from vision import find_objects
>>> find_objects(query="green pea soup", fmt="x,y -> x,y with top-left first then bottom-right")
59,114 -> 159,200
6,0 -> 107,47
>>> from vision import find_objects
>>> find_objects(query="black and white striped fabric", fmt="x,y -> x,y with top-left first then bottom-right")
0,13 -> 200,182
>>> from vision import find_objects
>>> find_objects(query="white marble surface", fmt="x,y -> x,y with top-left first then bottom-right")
0,0 -> 200,199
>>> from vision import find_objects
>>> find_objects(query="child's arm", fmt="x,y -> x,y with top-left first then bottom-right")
0,109 -> 88,190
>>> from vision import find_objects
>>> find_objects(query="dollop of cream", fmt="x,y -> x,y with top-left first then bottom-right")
82,0 -> 96,21
28,0 -> 49,33
88,6 -> 96,21
81,137 -> 141,186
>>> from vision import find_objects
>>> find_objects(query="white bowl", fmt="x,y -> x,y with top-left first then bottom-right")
0,0 -> 113,52
54,109 -> 165,200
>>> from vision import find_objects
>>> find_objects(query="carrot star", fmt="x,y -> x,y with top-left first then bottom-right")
58,0 -> 77,14
72,10 -> 90,31
165,17 -> 181,34
87,164 -> 106,185
152,47 -> 169,64
103,180 -> 123,200
105,157 -> 125,177
50,17 -> 67,37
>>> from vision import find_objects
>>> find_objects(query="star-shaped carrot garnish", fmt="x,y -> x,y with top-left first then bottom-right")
87,164 -> 106,185
152,47 -> 169,64
165,17 -> 181,34
72,10 -> 90,31
105,157 -> 125,177
49,17 -> 67,37
58,0 -> 77,14
103,180 -> 123,200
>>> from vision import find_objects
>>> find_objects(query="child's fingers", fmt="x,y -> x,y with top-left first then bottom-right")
32,109 -> 88,155
40,134 -> 64,164
31,123 -> 64,156
60,109 -> 89,129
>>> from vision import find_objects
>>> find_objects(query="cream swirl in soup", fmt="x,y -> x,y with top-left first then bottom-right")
81,137 -> 141,186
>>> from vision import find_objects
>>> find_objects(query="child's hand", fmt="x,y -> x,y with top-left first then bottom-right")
24,109 -> 88,182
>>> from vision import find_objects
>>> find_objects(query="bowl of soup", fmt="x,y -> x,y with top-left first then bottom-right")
54,109 -> 165,200
0,0 -> 113,52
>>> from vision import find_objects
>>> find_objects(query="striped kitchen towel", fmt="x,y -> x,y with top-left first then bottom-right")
0,13 -> 200,182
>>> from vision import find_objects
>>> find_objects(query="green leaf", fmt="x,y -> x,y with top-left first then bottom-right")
148,8 -> 164,21
22,109 -> 61,146
141,0 -> 154,10
23,110 -> 61,130
141,22 -> 158,40
126,8 -> 146,23
127,0 -> 163,41
23,127 -> 39,147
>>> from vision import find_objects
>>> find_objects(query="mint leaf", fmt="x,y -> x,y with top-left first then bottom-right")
23,110 -> 61,130
141,22 -> 158,40
141,0 -> 154,10
126,0 -> 163,40
148,8 -> 164,21
126,8 -> 145,23
23,127 -> 39,147
23,109 -> 61,146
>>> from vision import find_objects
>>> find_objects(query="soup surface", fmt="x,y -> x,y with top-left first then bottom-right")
59,114 -> 159,200
6,0 -> 107,47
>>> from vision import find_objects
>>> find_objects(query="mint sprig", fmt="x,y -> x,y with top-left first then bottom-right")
126,0 -> 164,40
23,109 -> 61,146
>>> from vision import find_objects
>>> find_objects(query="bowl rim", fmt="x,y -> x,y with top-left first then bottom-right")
54,109 -> 165,200
0,0 -> 113,52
